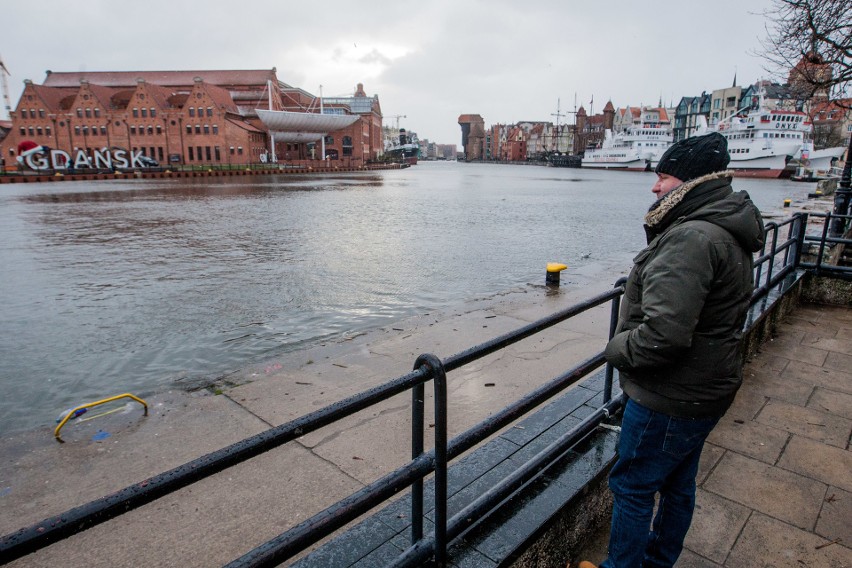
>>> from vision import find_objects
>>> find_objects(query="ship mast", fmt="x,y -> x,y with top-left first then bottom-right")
550,99 -> 565,153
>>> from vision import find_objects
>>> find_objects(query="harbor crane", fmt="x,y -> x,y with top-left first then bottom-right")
386,114 -> 406,131
0,55 -> 11,120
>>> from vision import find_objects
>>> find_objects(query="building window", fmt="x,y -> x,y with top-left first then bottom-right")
82,126 -> 89,136
212,125 -> 219,134
215,146 -> 221,161
19,127 -> 25,135
37,127 -> 43,136
237,147 -> 243,155
100,126 -> 107,136
38,109 -> 45,118
205,146 -> 211,161
85,108 -> 92,118
230,146 -> 235,155
189,107 -> 195,117
28,126 -> 34,135
74,126 -> 80,135
150,108 -> 157,118
131,126 -> 137,135
188,147 -> 194,161
46,127 -> 52,136
141,108 -> 148,118
186,125 -> 192,135
147,126 -> 153,135
156,125 -> 162,135
342,136 -> 353,156
195,125 -> 201,134
324,136 -> 334,145
133,108 -> 139,118
206,107 -> 213,117
95,108 -> 101,118
76,108 -> 83,118
203,125 -> 210,134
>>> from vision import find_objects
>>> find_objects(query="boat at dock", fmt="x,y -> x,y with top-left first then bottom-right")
385,128 -> 419,165
582,123 -> 672,171
677,91 -> 806,178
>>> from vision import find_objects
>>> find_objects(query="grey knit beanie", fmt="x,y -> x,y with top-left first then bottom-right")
655,132 -> 730,182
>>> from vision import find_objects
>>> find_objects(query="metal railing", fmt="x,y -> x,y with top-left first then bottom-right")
1,211 -> 844,566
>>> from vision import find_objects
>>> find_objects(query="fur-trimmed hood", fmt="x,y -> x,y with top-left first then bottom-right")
643,170 -> 764,253
644,170 -> 734,227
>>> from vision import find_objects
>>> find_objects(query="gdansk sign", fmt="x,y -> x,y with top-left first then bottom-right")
17,143 -> 152,171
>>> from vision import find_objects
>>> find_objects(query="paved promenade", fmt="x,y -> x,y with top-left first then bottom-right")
1,281 -> 849,567
579,302 -> 852,568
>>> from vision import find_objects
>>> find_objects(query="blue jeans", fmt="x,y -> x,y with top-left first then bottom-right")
601,399 -> 719,568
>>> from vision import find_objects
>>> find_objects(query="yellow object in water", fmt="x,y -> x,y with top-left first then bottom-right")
546,262 -> 568,273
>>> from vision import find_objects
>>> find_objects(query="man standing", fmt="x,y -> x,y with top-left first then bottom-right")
578,132 -> 765,568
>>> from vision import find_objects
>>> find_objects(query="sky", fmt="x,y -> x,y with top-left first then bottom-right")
2,0 -> 783,148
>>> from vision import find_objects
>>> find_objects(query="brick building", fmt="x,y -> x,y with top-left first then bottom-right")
574,101 -> 614,154
2,69 -> 383,170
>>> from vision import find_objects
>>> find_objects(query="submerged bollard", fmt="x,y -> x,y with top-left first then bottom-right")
783,199 -> 791,208
546,262 -> 568,286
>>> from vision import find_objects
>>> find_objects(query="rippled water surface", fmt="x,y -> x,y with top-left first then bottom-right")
0,163 -> 816,433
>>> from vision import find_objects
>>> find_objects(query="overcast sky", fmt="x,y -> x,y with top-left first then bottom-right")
3,0 -> 781,147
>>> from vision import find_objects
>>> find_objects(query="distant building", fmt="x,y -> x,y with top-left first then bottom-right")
574,101 -> 614,154
710,81 -> 743,126
673,93 -> 711,142
3,69 -> 384,169
458,114 -> 485,160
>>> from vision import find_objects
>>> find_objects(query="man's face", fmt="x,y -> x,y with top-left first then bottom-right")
652,173 -> 683,199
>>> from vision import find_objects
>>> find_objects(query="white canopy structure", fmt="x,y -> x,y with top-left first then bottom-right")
256,109 -> 360,143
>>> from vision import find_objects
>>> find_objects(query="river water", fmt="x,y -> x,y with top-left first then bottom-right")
0,163 -> 816,434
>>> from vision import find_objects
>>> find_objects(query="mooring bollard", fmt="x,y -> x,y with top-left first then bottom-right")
783,199 -> 791,208
546,262 -> 568,286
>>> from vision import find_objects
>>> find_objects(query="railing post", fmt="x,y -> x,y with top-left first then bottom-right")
410,375 -> 425,544
604,278 -> 626,403
816,212 -> 832,275
414,353 -> 448,566
791,213 -> 808,269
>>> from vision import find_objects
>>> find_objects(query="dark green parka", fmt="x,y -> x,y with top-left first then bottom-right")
604,170 -> 765,418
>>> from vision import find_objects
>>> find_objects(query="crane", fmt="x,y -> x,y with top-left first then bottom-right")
0,55 -> 11,120
386,114 -> 406,131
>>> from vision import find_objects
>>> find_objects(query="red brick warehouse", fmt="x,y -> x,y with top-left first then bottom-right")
2,68 -> 384,169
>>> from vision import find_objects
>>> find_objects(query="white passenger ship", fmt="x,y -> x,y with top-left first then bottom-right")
581,124 -> 672,171
676,92 -> 808,178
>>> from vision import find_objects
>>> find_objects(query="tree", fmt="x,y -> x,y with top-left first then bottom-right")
759,0 -> 852,236
759,0 -> 851,102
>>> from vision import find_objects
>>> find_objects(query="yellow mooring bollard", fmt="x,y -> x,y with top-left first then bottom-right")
546,262 -> 568,286
783,199 -> 791,208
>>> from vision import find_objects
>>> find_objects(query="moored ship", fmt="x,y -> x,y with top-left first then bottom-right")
582,123 -> 672,170
677,91 -> 807,178
385,128 -> 419,165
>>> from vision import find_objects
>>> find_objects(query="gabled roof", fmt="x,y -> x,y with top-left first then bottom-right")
42,69 -> 278,88
28,84 -> 76,113
196,81 -> 239,113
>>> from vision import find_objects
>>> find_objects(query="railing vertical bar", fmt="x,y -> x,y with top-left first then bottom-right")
410,377 -> 425,544
766,225 -> 779,291
416,354 -> 448,566
604,278 -> 625,403
793,213 -> 807,269
817,212 -> 832,275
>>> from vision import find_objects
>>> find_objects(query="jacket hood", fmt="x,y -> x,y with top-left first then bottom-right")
644,170 -> 765,252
